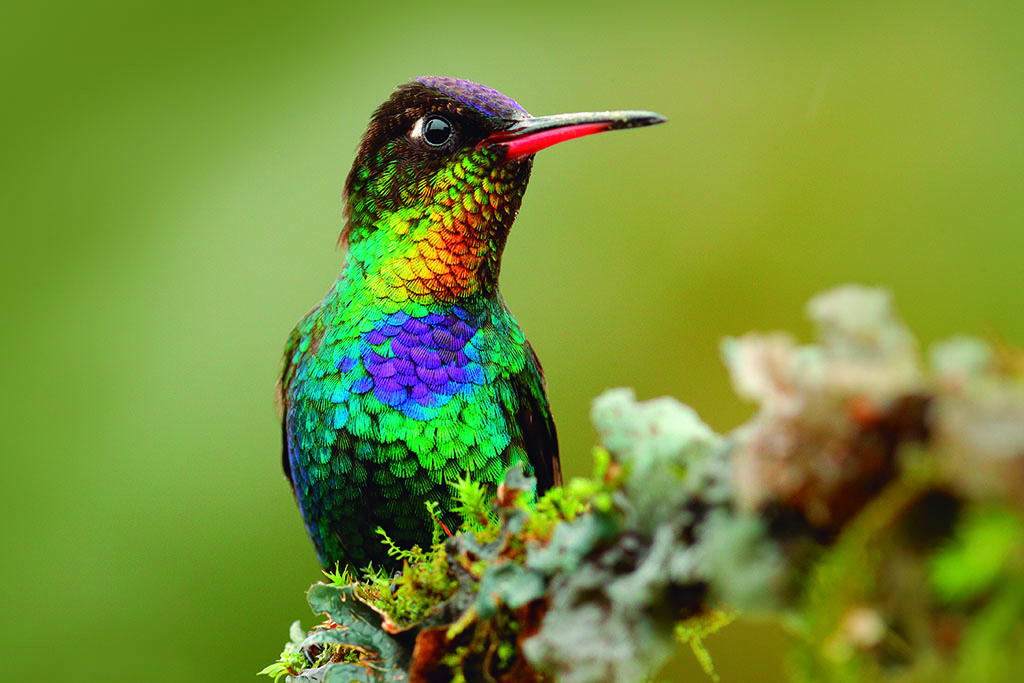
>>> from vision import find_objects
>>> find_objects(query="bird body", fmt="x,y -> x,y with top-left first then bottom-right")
279,77 -> 663,569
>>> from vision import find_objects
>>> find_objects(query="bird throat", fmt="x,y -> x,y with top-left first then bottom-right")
343,147 -> 533,304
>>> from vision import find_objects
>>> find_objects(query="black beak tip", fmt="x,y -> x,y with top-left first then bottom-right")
618,111 -> 668,130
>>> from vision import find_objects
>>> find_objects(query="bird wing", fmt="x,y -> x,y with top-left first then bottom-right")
276,324 -> 304,487
278,307 -> 326,488
516,341 -> 562,493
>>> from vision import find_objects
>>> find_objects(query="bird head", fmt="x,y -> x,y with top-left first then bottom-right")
341,77 -> 665,300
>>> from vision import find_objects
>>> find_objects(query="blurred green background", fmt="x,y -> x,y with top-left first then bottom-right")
3,1 -> 1022,680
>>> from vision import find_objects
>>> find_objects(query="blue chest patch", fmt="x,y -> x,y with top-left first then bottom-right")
342,307 -> 489,421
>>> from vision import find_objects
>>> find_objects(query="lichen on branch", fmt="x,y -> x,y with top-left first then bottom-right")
263,285 -> 1024,683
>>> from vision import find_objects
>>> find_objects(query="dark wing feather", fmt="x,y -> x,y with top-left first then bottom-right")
517,341 -> 562,492
276,324 -> 305,488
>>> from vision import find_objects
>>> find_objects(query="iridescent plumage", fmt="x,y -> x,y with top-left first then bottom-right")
279,77 -> 663,569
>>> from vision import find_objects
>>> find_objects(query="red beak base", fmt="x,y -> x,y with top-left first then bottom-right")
481,110 -> 666,161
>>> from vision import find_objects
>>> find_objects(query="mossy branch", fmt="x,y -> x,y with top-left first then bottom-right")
262,285 -> 1024,683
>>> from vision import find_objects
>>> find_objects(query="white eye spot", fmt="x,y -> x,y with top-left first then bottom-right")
410,117 -> 426,140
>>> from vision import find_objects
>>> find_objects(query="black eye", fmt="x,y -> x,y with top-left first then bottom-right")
422,116 -> 452,146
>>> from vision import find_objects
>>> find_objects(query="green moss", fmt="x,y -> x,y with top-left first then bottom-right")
264,288 -> 1024,681
675,610 -> 736,682
257,622 -> 307,683
931,506 -> 1024,603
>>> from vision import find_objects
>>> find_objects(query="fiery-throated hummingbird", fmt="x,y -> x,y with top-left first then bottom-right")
279,77 -> 665,570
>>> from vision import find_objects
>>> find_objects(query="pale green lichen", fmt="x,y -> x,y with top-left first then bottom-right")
263,285 -> 1024,683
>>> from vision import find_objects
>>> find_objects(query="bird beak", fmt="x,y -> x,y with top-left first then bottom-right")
482,110 -> 667,161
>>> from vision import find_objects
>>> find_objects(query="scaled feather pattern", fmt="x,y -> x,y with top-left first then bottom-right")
279,78 -> 559,569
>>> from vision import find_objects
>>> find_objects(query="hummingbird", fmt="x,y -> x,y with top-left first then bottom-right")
279,77 -> 665,570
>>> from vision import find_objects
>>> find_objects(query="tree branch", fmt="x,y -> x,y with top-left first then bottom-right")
262,285 -> 1024,683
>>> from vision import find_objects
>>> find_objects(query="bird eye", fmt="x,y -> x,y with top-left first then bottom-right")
419,116 -> 452,146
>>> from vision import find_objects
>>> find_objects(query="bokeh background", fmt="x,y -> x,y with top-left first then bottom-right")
3,1 -> 1023,681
